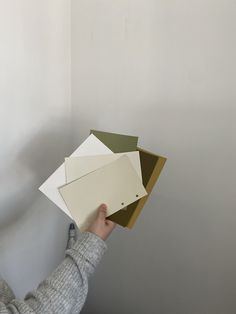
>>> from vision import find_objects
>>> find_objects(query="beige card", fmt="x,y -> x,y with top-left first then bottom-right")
65,151 -> 142,183
59,155 -> 147,231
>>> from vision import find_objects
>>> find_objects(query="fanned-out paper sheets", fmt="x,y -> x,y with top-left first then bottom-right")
60,155 -> 147,231
39,134 -> 113,218
39,130 -> 167,230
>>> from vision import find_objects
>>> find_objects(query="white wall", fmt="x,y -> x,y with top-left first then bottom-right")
0,0 -> 72,298
1,1 -> 235,312
71,1 -> 236,313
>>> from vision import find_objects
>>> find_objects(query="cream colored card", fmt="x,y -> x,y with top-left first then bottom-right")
59,155 -> 147,231
65,151 -> 142,183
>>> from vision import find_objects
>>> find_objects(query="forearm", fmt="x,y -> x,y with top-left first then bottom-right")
0,232 -> 106,314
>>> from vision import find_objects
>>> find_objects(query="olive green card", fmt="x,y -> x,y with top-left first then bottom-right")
89,130 -> 167,228
90,129 -> 138,153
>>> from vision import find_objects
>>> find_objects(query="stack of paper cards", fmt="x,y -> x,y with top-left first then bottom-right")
39,130 -> 167,230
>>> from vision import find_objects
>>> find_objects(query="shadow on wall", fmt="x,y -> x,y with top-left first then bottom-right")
0,117 -> 72,232
71,111 -> 131,149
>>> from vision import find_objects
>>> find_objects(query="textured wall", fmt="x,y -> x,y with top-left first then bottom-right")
71,1 -> 236,313
1,1 -> 235,312
0,0 -> 72,298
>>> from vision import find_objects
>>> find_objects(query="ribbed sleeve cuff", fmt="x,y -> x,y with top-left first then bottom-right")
66,232 -> 107,272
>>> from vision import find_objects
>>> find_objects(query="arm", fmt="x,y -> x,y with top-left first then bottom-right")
0,232 -> 106,314
0,204 -> 115,314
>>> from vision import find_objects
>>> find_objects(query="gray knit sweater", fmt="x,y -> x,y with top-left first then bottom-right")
0,232 -> 107,314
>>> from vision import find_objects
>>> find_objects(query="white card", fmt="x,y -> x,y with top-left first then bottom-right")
59,155 -> 147,231
65,151 -> 142,183
39,134 -> 113,218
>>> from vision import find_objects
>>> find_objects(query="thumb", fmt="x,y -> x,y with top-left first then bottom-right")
97,204 -> 107,220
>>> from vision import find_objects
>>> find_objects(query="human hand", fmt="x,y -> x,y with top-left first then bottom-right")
86,204 -> 116,241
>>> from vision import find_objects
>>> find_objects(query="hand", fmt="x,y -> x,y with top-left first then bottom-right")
86,204 -> 116,241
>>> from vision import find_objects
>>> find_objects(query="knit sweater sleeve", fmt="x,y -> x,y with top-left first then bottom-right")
0,277 -> 15,304
0,232 -> 107,314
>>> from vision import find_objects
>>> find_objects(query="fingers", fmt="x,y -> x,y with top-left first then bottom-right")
97,204 -> 116,228
86,204 -> 116,240
105,215 -> 116,232
105,218 -> 116,227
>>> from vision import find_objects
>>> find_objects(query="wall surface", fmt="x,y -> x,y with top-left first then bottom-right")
71,1 -> 236,313
1,0 -> 235,312
0,0 -> 72,298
